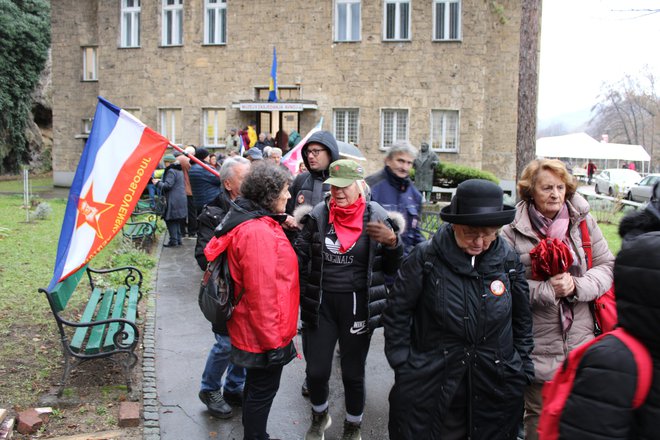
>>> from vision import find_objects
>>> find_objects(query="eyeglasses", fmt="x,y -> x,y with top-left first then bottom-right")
456,226 -> 500,242
306,148 -> 325,157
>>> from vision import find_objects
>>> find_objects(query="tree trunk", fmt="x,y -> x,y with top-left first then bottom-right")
516,0 -> 542,183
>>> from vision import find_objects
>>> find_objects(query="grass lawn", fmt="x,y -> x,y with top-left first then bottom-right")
0,175 -> 54,193
0,190 -> 160,411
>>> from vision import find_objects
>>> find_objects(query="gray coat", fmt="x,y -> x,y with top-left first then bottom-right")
158,164 -> 188,221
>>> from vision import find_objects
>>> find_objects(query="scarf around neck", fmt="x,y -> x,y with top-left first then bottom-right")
328,195 -> 366,253
528,202 -> 583,277
385,166 -> 410,192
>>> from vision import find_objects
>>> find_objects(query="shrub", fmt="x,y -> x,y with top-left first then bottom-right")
433,162 -> 499,187
33,201 -> 51,219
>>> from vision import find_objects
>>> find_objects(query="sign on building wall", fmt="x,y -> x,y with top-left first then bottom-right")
238,102 -> 304,112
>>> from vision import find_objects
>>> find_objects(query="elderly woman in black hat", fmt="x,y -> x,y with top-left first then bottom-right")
383,179 -> 534,440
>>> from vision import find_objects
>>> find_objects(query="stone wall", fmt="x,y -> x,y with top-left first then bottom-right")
51,0 -> 524,186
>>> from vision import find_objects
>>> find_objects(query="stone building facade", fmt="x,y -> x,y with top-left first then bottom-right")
51,0 -> 524,188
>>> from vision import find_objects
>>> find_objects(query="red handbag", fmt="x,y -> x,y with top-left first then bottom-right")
579,221 -> 617,334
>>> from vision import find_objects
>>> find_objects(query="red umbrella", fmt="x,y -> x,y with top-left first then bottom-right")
529,238 -> 573,281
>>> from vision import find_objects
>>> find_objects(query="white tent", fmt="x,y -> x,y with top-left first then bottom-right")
536,132 -> 651,172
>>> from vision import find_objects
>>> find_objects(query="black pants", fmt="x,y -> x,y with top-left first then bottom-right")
242,364 -> 284,440
186,196 -> 198,234
304,291 -> 371,416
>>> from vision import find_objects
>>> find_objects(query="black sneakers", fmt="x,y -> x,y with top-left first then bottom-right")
198,390 -> 232,419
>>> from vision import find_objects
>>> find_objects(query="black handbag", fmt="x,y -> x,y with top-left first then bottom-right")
198,253 -> 243,326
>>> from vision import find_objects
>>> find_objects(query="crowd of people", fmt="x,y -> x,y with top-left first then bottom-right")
149,130 -> 658,440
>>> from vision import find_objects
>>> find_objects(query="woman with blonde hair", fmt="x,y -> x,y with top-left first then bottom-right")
294,159 -> 403,440
501,159 -> 614,439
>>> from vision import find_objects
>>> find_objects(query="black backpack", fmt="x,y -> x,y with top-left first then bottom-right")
198,251 -> 244,326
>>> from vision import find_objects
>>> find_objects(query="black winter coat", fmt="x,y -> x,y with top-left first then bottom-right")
294,198 -> 403,331
558,208 -> 660,440
383,223 -> 534,440
157,163 -> 187,221
193,188 -> 234,335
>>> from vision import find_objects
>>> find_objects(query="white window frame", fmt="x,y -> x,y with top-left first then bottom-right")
159,108 -> 182,144
333,108 -> 360,144
204,0 -> 227,45
432,0 -> 461,41
120,0 -> 141,47
162,0 -> 183,46
203,108 -> 227,147
335,0 -> 361,42
383,0 -> 411,41
82,47 -> 97,81
82,118 -> 94,134
430,109 -> 459,152
380,109 -> 408,149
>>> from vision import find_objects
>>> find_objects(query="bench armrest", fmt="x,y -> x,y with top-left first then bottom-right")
87,266 -> 143,291
123,220 -> 156,235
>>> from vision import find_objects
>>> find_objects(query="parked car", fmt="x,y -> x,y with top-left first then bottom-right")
593,168 -> 642,197
627,173 -> 660,202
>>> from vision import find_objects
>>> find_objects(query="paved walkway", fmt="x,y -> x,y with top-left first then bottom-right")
154,238 -> 394,439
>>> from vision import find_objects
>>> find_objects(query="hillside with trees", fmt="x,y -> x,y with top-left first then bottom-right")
0,0 -> 50,174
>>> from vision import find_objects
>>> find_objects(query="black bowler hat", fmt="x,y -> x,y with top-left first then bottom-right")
440,179 -> 515,226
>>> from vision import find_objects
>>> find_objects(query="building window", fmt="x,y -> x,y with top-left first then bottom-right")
431,110 -> 459,152
82,47 -> 97,81
162,0 -> 183,46
335,0 -> 361,42
384,0 -> 410,41
381,109 -> 408,149
160,108 -> 182,144
333,109 -> 359,144
433,0 -> 461,41
121,0 -> 141,47
204,0 -> 227,44
203,108 -> 226,147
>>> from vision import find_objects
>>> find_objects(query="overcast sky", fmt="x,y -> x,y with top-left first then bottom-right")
537,0 -> 660,122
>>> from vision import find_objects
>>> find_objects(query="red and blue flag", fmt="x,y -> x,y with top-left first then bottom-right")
48,97 -> 170,290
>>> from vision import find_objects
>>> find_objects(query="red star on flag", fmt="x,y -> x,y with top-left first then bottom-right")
76,183 -> 115,239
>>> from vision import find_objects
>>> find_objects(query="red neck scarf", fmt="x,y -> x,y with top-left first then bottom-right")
328,196 -> 366,253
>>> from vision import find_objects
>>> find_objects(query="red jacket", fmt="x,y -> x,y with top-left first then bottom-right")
206,216 -> 299,356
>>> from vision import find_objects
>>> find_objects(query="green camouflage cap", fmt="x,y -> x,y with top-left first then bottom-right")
163,154 -> 176,162
324,159 -> 364,188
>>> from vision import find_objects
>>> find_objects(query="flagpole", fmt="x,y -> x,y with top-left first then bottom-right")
169,143 -> 220,177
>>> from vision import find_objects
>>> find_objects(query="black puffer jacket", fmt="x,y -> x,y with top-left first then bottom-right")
383,223 -> 534,440
194,189 -> 233,271
558,203 -> 660,440
285,130 -> 340,214
294,197 -> 403,330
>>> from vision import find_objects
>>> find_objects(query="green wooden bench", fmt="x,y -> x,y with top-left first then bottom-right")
122,210 -> 158,247
39,264 -> 143,396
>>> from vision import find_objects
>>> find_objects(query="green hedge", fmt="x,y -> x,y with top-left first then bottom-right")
431,162 -> 499,187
